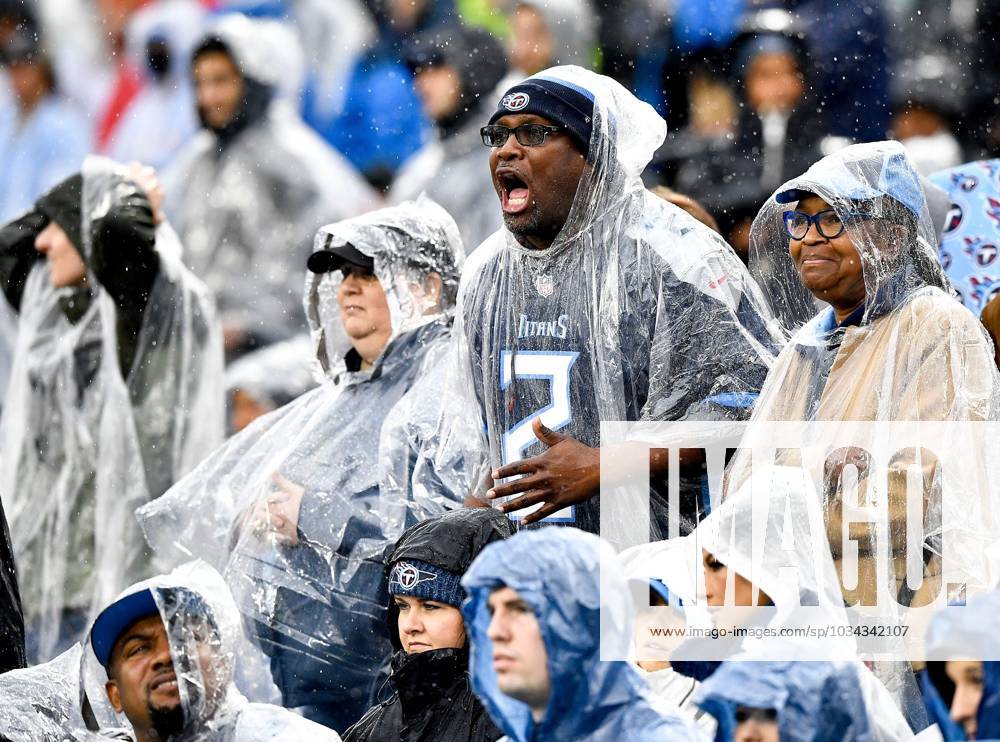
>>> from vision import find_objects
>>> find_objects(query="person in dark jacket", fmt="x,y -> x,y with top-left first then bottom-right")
389,23 -> 509,251
0,503 -> 24,673
675,30 -> 829,260
344,507 -> 513,742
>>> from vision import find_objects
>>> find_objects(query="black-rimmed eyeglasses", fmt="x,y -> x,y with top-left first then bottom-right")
480,124 -> 563,148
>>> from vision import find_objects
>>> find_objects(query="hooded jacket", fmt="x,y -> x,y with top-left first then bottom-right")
440,66 -> 782,535
389,24 -> 508,251
676,31 -> 827,236
461,528 -> 704,741
137,199 -> 468,726
344,508 -> 513,742
620,464 -> 916,740
163,15 -> 377,347
920,591 -> 1000,741
0,159 -> 223,662
103,0 -> 204,170
695,655 -> 873,742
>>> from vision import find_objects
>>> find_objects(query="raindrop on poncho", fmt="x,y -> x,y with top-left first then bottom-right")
136,197 -> 469,727
438,65 -> 784,534
78,560 -> 342,741
0,156 -> 224,663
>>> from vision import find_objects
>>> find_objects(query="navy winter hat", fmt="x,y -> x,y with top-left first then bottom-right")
388,559 -> 464,608
488,76 -> 595,155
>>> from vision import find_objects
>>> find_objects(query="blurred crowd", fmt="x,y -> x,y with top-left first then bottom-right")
0,0 -> 997,272
0,0 -> 998,740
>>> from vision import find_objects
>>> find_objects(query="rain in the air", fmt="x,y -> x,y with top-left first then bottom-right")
0,0 -> 998,739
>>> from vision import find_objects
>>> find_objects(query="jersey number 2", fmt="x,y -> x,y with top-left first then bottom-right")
499,350 -> 579,522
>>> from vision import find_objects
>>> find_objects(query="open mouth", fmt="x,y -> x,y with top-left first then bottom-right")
150,672 -> 178,693
497,169 -> 532,215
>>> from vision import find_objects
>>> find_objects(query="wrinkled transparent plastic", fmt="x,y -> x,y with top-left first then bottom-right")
3,156 -> 223,662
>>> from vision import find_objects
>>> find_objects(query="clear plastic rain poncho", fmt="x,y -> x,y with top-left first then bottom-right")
79,561 -> 342,741
622,466 -> 914,740
739,141 -> 1000,621
136,198 -> 467,719
224,334 -> 317,430
162,14 -> 379,346
0,644 -> 105,741
748,141 -> 999,419
440,65 -> 783,533
1,156 -> 224,663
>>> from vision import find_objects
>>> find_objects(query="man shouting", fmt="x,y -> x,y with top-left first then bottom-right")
445,66 -> 783,534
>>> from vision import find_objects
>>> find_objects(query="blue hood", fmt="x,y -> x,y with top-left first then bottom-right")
922,592 -> 1000,740
696,658 -> 872,741
461,528 -> 697,741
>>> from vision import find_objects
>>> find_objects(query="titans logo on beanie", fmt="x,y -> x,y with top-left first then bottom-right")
489,76 -> 595,155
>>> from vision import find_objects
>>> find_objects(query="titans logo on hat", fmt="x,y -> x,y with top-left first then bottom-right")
501,92 -> 530,111
389,561 -> 438,591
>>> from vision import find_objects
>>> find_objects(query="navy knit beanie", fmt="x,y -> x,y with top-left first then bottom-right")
488,76 -> 595,155
388,559 -> 464,608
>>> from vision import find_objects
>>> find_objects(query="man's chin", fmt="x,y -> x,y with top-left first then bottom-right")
149,696 -> 181,715
149,700 -> 186,738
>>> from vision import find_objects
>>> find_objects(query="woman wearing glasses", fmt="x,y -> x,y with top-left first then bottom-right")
739,139 -> 999,632
746,140 -> 999,424
729,142 -> 1000,731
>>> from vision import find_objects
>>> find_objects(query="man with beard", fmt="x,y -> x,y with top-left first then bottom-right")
445,66 -> 781,534
88,563 -> 341,741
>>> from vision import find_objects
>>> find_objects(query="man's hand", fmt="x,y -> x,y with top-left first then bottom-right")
126,162 -> 164,225
486,419 -> 600,525
249,472 -> 305,546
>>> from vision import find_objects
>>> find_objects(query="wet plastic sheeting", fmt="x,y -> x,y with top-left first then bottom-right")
137,199 -> 468,709
2,156 -> 223,662
438,65 -> 784,534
